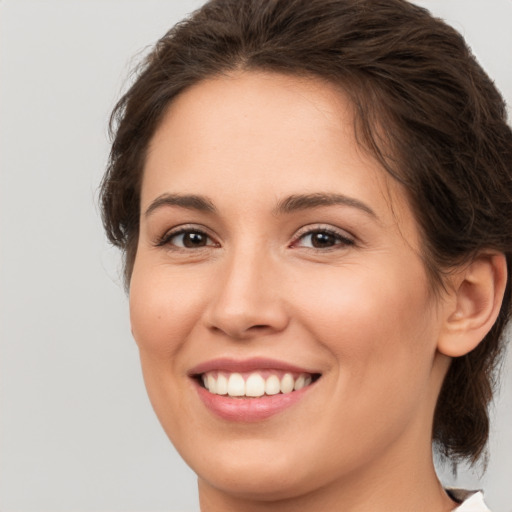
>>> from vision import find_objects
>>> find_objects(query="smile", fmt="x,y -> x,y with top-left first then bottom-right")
190,359 -> 321,421
201,370 -> 314,398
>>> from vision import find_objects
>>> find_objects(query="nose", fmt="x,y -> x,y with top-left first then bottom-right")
203,247 -> 289,340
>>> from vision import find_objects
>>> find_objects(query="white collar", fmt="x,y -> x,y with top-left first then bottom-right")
448,489 -> 490,511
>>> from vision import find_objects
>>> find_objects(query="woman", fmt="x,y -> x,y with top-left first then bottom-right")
100,0 -> 512,510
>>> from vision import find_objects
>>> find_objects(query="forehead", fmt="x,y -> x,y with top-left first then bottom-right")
142,71 -> 414,235
146,72 -> 355,177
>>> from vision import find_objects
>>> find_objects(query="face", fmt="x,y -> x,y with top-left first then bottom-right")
130,72 -> 449,502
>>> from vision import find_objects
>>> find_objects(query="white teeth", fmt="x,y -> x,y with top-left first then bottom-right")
216,373 -> 228,395
265,375 -> 281,395
207,374 -> 217,394
246,373 -> 266,397
280,373 -> 294,394
202,371 -> 316,397
294,374 -> 305,391
227,373 -> 245,397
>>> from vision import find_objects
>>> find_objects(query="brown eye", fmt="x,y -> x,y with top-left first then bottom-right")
162,229 -> 215,249
181,231 -> 208,248
294,228 -> 354,250
310,231 -> 337,248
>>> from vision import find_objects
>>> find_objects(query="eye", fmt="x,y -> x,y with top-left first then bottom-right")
293,227 -> 354,250
157,227 -> 218,249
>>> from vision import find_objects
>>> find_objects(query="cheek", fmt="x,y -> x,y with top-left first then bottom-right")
289,264 -> 439,455
128,260 -> 207,443
290,260 -> 437,378
129,259 -> 205,358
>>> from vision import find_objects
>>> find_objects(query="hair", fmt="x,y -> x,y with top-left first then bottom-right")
100,0 -> 512,465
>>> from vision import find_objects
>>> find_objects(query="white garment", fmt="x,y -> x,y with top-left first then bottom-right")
450,490 -> 490,512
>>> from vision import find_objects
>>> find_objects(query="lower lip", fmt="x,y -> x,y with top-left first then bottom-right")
194,381 -> 313,422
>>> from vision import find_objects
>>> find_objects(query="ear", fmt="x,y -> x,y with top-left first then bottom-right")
437,251 -> 507,358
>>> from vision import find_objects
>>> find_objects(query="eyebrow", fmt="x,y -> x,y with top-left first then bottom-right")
144,191 -> 376,219
144,193 -> 216,217
273,193 -> 376,217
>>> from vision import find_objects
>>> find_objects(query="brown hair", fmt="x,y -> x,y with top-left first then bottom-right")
100,0 -> 512,465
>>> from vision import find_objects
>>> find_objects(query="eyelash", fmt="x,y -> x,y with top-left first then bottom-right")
155,226 -> 216,249
155,225 -> 355,251
291,226 -> 355,250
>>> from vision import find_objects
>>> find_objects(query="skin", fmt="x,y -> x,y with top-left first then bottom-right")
129,71 -> 478,511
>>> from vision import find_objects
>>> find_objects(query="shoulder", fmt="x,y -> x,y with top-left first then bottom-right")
448,489 -> 491,512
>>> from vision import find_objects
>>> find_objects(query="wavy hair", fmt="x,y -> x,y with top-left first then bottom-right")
100,0 -> 512,464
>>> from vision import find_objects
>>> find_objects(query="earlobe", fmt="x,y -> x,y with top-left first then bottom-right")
437,252 -> 507,358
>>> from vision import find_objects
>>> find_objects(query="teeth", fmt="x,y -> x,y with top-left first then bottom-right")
246,373 -> 266,397
294,374 -> 305,391
216,373 -> 228,395
207,374 -> 217,394
280,373 -> 294,394
201,371 -> 315,398
227,373 -> 245,397
265,375 -> 281,395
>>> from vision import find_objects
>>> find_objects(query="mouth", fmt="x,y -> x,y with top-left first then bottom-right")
189,358 -> 322,421
196,370 -> 321,398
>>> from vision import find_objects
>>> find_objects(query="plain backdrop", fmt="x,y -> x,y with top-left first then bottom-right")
0,1 -> 511,511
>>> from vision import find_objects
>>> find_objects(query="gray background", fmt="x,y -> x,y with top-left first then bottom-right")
0,1 -> 511,511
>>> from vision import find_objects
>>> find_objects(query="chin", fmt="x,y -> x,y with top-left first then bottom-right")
182,433 -> 340,503
196,459 -> 317,503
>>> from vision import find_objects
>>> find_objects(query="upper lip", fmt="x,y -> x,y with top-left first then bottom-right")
188,357 -> 320,376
